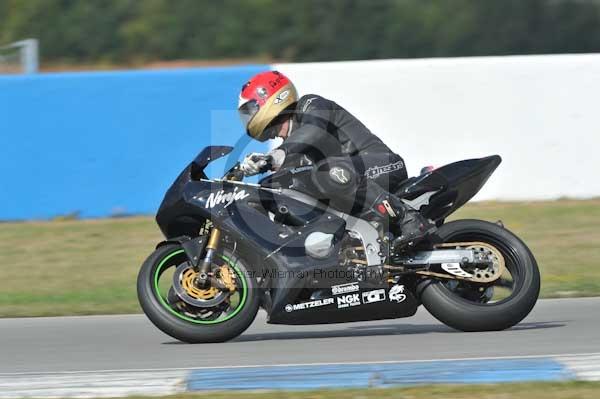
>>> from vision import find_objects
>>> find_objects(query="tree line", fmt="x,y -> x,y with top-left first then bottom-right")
1,0 -> 600,65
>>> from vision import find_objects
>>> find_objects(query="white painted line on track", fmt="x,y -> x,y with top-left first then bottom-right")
2,352 -> 599,398
2,351 -> 600,377
558,354 -> 600,381
0,370 -> 187,399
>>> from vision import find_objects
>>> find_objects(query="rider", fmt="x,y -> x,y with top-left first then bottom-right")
237,70 -> 435,248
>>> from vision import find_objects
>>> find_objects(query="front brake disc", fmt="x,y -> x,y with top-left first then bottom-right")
172,263 -> 229,307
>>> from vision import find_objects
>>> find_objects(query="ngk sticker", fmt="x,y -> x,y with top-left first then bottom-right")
336,293 -> 360,309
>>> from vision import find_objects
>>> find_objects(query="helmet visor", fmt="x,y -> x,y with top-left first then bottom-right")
238,100 -> 259,131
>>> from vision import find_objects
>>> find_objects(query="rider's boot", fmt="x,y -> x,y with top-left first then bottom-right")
366,193 -> 437,249
391,205 -> 437,249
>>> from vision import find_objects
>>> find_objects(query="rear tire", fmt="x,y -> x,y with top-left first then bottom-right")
419,219 -> 540,332
137,244 -> 260,343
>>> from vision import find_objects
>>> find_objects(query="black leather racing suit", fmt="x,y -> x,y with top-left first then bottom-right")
276,94 -> 408,217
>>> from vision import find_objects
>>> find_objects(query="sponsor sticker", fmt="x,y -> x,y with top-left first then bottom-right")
336,293 -> 361,309
365,160 -> 405,180
274,89 -> 290,104
329,167 -> 350,184
389,284 -> 407,303
290,165 -> 313,174
302,97 -> 317,112
284,298 -> 334,312
362,289 -> 386,304
331,282 -> 359,295
203,187 -> 250,209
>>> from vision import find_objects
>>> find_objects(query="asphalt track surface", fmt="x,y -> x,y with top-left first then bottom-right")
2,297 -> 599,374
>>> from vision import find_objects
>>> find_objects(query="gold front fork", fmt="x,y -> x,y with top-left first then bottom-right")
206,228 -> 221,252
196,228 -> 221,285
196,167 -> 240,284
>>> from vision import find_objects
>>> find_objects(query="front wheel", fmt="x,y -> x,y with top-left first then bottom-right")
137,244 -> 260,343
419,219 -> 540,332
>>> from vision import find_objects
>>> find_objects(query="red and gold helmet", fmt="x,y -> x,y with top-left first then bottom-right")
238,71 -> 298,142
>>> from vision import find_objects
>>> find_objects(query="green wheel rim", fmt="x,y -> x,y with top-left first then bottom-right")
153,249 -> 248,324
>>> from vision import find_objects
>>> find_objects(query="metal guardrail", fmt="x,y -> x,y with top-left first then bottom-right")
0,38 -> 39,74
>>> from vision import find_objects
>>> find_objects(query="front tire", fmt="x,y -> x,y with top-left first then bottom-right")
419,219 -> 540,332
137,244 -> 260,343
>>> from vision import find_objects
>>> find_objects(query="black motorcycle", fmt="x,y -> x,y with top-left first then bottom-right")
137,146 -> 540,343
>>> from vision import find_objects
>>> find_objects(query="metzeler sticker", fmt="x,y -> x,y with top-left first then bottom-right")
331,282 -> 359,295
362,289 -> 386,304
285,298 -> 334,312
389,284 -> 407,303
336,293 -> 361,309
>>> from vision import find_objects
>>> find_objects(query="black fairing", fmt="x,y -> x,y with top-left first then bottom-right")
396,155 -> 502,221
154,146 -> 501,326
156,146 -> 233,237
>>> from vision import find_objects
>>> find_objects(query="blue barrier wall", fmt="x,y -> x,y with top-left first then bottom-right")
0,65 -> 270,220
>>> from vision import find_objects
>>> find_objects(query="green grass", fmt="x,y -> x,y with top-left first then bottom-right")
0,217 -> 161,317
451,199 -> 600,298
0,199 -> 599,318
54,382 -> 600,399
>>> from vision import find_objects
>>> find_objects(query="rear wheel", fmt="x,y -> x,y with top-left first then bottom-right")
419,219 -> 540,331
137,244 -> 259,343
